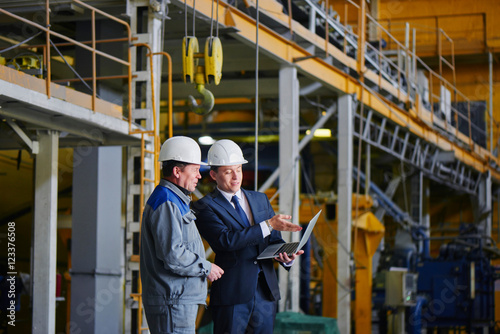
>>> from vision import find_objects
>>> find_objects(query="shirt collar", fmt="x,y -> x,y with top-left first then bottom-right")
169,181 -> 191,196
218,187 -> 242,203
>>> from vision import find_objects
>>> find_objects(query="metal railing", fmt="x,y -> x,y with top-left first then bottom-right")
286,0 -> 489,153
0,0 -> 133,126
378,13 -> 487,57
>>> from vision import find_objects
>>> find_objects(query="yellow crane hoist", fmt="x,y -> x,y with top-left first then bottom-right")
182,36 -> 199,84
182,0 -> 223,115
204,36 -> 223,85
182,35 -> 223,115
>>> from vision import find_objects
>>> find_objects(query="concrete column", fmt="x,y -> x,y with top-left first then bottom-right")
32,130 -> 59,334
70,147 -> 123,333
278,65 -> 300,312
337,94 -> 353,334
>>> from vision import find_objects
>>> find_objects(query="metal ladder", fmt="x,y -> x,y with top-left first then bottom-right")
125,1 -> 163,333
125,134 -> 158,334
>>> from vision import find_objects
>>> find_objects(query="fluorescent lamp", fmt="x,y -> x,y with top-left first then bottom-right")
305,128 -> 331,138
198,136 -> 216,145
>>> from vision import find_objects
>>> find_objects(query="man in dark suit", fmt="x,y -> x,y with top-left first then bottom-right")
193,139 -> 303,334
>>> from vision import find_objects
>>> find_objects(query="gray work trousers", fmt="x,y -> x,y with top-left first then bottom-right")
144,304 -> 199,334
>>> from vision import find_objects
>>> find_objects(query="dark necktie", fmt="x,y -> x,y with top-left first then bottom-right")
231,195 -> 251,227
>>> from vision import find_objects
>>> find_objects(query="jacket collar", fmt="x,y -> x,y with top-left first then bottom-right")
160,179 -> 191,204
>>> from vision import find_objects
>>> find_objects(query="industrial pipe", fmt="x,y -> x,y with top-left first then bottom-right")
152,51 -> 173,138
411,227 -> 430,260
408,295 -> 428,334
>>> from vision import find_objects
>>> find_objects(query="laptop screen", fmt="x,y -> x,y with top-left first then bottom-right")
297,210 -> 322,250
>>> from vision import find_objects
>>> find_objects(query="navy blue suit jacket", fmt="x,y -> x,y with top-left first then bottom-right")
193,188 -> 287,306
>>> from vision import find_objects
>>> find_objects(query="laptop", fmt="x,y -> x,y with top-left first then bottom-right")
257,210 -> 322,260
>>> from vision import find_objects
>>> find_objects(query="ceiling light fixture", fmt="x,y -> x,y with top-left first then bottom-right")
198,135 -> 216,145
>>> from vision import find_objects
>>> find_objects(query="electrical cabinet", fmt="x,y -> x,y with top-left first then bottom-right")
385,268 -> 417,307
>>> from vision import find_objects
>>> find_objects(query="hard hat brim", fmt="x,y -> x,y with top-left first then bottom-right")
157,159 -> 208,166
208,159 -> 248,166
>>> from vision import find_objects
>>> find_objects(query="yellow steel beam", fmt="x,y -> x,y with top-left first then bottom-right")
182,0 -> 500,181
353,211 -> 385,333
169,97 -> 254,107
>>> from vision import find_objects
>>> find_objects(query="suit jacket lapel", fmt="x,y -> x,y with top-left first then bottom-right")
241,189 -> 258,221
212,189 -> 248,229
243,189 -> 272,250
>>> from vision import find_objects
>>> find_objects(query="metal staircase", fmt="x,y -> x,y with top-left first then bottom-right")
353,101 -> 481,195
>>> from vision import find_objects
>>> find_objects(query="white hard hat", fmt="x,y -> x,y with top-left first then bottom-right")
207,139 -> 248,166
159,136 -> 207,165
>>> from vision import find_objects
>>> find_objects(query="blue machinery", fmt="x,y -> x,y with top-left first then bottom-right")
352,166 -> 500,332
374,225 -> 500,333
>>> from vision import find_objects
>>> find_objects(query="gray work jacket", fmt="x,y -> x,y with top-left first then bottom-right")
140,179 -> 211,306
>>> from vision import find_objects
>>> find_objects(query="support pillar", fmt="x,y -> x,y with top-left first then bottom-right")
422,174 -> 430,252
410,173 -> 421,248
337,94 -> 353,334
411,172 -> 430,255
278,65 -> 300,312
32,130 -> 59,333
70,147 -> 123,333
477,171 -> 492,238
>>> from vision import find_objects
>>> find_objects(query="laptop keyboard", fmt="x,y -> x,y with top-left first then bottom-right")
273,242 -> 299,256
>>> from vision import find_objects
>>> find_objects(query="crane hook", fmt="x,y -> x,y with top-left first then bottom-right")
188,83 -> 215,116
187,65 -> 215,115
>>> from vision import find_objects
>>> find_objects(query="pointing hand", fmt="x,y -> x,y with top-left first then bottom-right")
268,214 -> 302,232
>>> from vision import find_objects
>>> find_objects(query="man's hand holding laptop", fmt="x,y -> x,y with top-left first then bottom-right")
274,249 -> 304,264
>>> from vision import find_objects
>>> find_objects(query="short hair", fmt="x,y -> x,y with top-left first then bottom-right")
210,166 -> 219,173
162,160 -> 188,178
